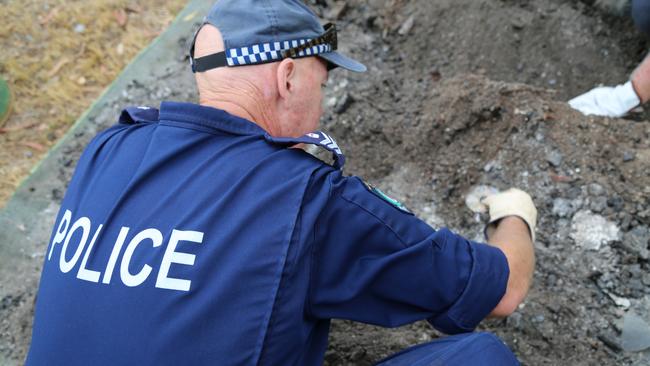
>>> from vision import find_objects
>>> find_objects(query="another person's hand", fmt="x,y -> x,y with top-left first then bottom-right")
568,81 -> 640,117
482,188 -> 537,242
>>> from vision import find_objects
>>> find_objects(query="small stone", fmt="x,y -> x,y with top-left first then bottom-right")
588,183 -> 606,196
398,15 -> 415,36
533,314 -> 545,323
598,332 -> 623,352
546,150 -> 563,167
552,198 -> 574,218
465,185 -> 498,213
334,93 -> 354,114
328,1 -> 348,20
622,226 -> 650,260
548,79 -> 557,86
607,196 -> 624,211
590,196 -> 608,213
74,23 -> 86,33
623,151 -> 636,162
507,312 -> 523,328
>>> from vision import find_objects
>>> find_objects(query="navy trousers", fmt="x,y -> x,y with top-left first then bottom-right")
376,332 -> 520,366
633,0 -> 650,35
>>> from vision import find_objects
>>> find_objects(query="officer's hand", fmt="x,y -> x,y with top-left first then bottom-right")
481,188 -> 537,242
568,81 -> 640,117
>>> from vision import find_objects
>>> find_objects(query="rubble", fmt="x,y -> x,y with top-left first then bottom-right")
570,210 -> 620,250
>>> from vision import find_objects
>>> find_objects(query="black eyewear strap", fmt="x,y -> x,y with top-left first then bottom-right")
190,23 -> 338,73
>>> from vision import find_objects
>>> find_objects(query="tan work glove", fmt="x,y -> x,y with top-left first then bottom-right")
482,188 -> 537,242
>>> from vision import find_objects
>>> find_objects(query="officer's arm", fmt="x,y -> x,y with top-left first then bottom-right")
486,216 -> 534,317
307,172 -> 510,333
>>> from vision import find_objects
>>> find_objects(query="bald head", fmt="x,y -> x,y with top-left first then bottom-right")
192,25 -> 329,138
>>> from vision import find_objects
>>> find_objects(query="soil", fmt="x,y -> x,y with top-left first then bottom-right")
2,0 -> 650,365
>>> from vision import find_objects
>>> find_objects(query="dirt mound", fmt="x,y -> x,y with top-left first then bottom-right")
311,0 -> 650,364
323,74 -> 649,365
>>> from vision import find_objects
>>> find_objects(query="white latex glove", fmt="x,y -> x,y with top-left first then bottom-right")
482,188 -> 537,242
568,81 -> 640,117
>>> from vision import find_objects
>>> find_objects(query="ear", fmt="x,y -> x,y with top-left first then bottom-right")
276,58 -> 296,100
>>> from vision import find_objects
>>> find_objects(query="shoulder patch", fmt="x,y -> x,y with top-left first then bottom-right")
363,181 -> 413,214
264,131 -> 345,169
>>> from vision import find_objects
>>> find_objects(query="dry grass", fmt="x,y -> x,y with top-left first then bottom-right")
0,0 -> 186,206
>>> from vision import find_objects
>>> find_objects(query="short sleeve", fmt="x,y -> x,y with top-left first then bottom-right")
306,172 -> 509,334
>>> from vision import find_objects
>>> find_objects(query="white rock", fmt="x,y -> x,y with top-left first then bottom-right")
570,210 -> 620,250
464,185 -> 498,213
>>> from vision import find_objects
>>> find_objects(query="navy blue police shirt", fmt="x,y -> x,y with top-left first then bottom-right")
27,102 -> 509,365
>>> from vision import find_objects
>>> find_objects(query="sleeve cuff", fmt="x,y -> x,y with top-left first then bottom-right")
428,240 -> 509,334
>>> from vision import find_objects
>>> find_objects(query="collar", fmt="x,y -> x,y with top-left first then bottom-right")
159,101 -> 267,136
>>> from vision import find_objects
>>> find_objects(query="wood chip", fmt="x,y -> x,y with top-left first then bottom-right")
38,8 -> 58,26
550,173 -> 573,183
114,9 -> 128,27
47,58 -> 70,78
125,5 -> 143,13
0,122 -> 39,134
20,141 -> 46,152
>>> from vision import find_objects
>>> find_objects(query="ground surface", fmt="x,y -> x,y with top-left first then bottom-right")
1,0 -> 650,365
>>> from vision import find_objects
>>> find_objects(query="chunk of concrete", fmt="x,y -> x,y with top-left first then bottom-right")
570,210 -> 620,250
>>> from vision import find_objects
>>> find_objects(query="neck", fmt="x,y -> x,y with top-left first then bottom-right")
199,82 -> 279,134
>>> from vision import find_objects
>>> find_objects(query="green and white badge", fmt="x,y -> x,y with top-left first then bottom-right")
364,182 -> 413,214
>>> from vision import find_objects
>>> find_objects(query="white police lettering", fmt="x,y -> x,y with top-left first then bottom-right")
47,210 -> 204,292
102,227 -> 129,284
156,229 -> 204,291
120,228 -> 163,287
48,209 -> 72,260
60,217 -> 92,273
76,224 -> 103,283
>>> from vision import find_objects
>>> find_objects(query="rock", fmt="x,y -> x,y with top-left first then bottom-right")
607,196 -> 624,211
598,332 -> 623,352
507,312 -> 523,329
621,226 -> 650,260
622,312 -> 650,352
546,150 -> 563,167
334,93 -> 354,114
511,16 -> 526,30
588,183 -> 606,196
570,210 -> 620,250
465,185 -> 498,213
328,1 -> 348,20
623,151 -> 636,162
590,196 -> 608,213
74,23 -> 86,33
605,291 -> 631,309
398,15 -> 415,36
552,198 -> 575,218
566,187 -> 582,199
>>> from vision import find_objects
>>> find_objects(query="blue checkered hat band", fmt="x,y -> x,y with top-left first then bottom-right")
226,38 -> 332,66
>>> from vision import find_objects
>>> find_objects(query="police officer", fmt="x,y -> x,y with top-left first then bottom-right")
26,0 -> 537,365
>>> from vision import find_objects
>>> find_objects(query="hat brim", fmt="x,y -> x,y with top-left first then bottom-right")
318,51 -> 367,73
